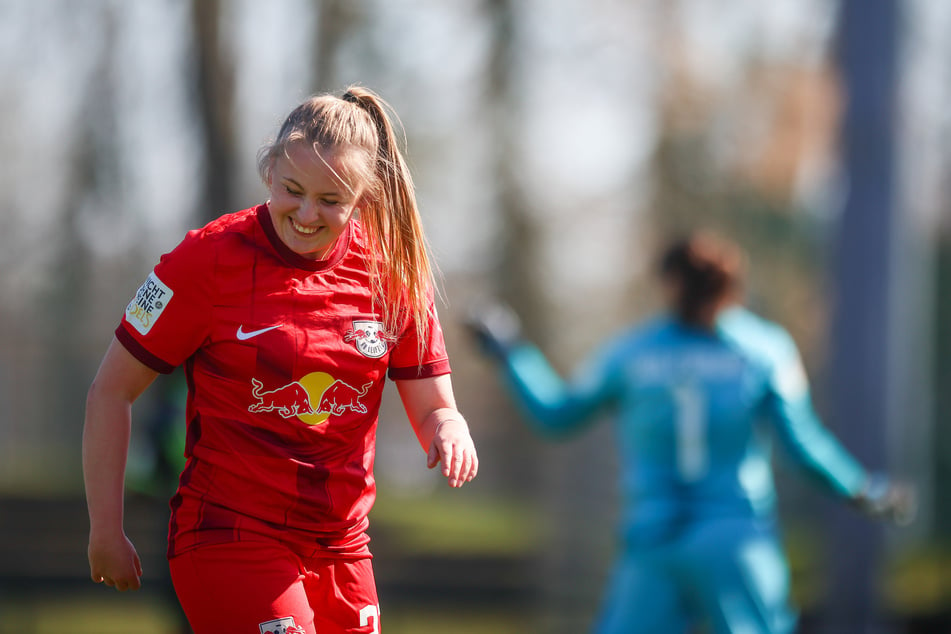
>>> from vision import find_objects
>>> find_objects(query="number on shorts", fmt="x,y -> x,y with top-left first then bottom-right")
359,604 -> 380,633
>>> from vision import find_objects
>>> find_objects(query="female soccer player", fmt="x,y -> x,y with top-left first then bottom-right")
83,86 -> 478,634
467,231 -> 913,634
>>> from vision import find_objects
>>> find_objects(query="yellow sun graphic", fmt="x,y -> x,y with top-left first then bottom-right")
297,371 -> 335,425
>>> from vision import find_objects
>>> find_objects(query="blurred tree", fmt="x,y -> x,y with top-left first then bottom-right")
189,0 -> 238,223
38,2 -> 123,482
310,0 -> 362,91
478,2 -> 623,631
477,2 -> 559,631
645,3 -> 834,358
483,0 -> 544,338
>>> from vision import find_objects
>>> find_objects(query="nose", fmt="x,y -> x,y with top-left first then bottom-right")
296,199 -> 321,224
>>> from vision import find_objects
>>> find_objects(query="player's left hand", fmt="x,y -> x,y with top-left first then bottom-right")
427,418 -> 479,488
853,474 -> 917,526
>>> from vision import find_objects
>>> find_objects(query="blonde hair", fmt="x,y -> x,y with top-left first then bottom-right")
258,86 -> 436,355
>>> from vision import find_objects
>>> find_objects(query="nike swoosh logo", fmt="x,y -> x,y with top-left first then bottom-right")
236,324 -> 280,341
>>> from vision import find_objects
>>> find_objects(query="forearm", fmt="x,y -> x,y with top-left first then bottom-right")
83,383 -> 133,538
773,399 -> 868,499
500,344 -> 597,437
396,375 -> 478,487
467,302 -> 602,435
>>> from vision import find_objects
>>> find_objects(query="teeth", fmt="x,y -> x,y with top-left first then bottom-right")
291,218 -> 318,234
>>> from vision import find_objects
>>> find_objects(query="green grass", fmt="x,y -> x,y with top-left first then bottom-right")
0,594 -> 525,634
0,594 -> 181,634
883,542 -> 951,615
370,489 -> 544,556
382,606 -> 526,634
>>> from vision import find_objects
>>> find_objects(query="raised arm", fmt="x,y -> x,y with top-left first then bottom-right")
83,337 -> 159,591
465,302 -> 617,437
395,374 -> 478,488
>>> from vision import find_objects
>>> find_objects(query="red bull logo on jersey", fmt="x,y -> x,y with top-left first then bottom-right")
249,373 -> 372,425
344,319 -> 395,358
259,617 -> 306,634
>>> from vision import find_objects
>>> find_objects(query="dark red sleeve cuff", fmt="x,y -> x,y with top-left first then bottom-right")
387,358 -> 451,381
115,325 -> 177,374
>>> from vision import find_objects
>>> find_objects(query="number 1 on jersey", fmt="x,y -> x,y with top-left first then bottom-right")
673,384 -> 708,482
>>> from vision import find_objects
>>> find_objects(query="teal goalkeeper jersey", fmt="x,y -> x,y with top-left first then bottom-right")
498,307 -> 868,544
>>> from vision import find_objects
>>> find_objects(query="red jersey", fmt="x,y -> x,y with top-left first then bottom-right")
116,204 -> 450,559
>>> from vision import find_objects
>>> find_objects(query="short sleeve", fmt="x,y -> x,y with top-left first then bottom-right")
387,301 -> 451,380
115,229 -> 215,373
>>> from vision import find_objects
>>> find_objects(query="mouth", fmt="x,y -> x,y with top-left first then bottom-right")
290,217 -> 320,235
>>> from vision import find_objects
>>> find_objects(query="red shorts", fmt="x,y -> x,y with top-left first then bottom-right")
169,541 -> 381,634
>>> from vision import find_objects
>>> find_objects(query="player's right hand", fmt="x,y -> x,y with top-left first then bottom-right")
463,300 -> 523,360
853,474 -> 917,526
88,532 -> 143,591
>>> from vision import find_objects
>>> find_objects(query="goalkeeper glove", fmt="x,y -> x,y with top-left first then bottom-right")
852,473 -> 917,526
464,300 -> 523,361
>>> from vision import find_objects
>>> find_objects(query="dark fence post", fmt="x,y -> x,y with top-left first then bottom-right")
822,1 -> 899,632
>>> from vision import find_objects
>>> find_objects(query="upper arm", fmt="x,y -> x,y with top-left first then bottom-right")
88,337 -> 161,406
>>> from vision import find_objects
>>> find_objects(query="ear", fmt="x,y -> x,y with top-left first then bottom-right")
264,158 -> 277,188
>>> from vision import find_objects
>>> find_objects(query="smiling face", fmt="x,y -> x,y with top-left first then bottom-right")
266,142 -> 368,259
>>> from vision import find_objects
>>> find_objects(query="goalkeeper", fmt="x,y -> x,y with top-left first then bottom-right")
467,231 -> 915,634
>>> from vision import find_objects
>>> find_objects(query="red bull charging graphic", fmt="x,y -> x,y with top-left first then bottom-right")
258,617 -> 306,634
249,373 -> 372,425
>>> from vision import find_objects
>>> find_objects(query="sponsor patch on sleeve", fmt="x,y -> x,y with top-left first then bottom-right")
125,270 -> 173,335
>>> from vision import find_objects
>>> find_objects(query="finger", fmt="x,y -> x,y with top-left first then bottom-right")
466,451 -> 479,481
441,444 -> 454,478
453,451 -> 472,487
458,451 -> 478,485
427,443 -> 441,469
443,445 -> 462,485
134,554 -> 143,578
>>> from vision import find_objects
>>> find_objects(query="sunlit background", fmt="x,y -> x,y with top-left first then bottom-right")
1,1 -> 949,632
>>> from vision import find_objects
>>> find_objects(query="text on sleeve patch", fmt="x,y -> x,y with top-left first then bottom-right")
125,270 -> 174,335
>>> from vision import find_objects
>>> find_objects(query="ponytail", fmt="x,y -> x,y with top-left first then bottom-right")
659,232 -> 744,328
341,86 -> 436,354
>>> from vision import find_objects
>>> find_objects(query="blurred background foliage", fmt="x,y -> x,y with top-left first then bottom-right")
0,0 -> 949,632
